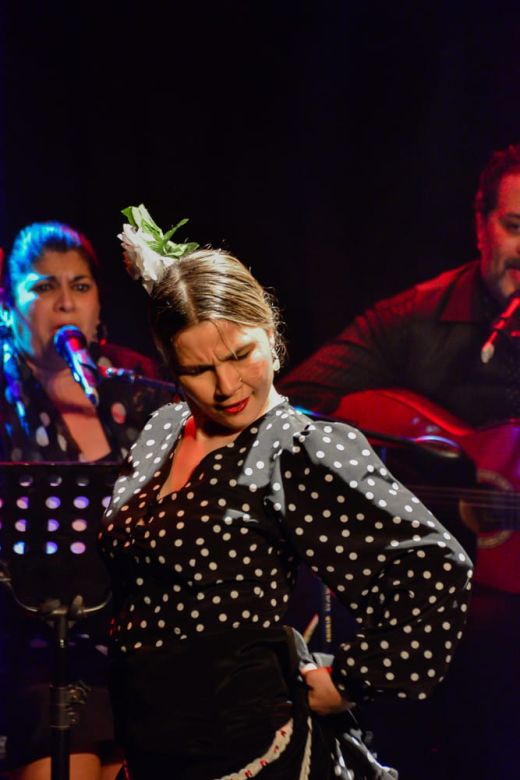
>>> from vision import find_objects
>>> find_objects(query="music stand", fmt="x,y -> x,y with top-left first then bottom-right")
0,462 -> 119,780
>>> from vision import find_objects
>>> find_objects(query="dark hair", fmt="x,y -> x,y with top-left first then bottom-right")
2,221 -> 100,304
149,249 -> 286,368
475,143 -> 520,220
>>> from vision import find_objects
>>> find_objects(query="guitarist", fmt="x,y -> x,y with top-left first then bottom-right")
279,142 -> 520,780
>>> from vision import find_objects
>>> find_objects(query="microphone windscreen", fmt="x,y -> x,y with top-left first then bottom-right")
53,325 -> 88,358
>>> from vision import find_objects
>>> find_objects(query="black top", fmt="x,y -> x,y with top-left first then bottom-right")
100,399 -> 472,704
0,339 -> 173,461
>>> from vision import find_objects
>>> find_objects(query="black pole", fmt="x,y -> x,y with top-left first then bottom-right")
0,572 -> 110,780
49,605 -> 70,780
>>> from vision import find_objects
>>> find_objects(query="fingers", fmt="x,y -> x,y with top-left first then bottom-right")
307,687 -> 351,716
302,668 -> 352,715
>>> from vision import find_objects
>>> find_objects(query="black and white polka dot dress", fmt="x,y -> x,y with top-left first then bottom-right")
101,399 -> 472,708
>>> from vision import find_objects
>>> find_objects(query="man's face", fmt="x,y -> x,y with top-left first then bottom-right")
478,172 -> 520,303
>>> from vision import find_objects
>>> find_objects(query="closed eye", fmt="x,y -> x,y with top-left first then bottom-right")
176,365 -> 211,377
176,348 -> 252,375
233,349 -> 252,361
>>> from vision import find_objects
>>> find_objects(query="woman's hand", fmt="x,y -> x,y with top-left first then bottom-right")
303,667 -> 353,716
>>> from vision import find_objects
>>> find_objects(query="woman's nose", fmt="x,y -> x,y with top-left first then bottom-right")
55,286 -> 75,311
215,364 -> 242,397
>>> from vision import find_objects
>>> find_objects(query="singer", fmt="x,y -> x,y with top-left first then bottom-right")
0,222 -> 173,780
278,143 -> 520,779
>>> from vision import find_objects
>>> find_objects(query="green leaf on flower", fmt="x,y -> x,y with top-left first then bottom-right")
121,206 -> 137,226
121,204 -> 199,258
162,218 -> 189,242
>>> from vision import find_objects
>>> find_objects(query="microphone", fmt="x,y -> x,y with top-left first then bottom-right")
53,325 -> 100,407
481,290 -> 520,364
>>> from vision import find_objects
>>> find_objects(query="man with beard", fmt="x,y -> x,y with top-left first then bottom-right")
279,143 -> 520,779
280,144 -> 520,428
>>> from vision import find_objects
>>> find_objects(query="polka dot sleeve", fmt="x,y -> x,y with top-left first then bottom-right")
270,421 -> 473,703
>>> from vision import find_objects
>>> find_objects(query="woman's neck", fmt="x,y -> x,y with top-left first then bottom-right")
28,356 -> 71,386
28,357 -> 96,411
22,353 -> 110,460
189,388 -> 284,443
27,358 -> 69,384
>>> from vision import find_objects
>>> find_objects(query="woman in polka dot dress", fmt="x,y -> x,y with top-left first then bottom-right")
100,209 -> 473,780
0,222 -> 173,780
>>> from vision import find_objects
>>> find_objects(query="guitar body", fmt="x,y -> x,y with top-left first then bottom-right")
333,389 -> 520,593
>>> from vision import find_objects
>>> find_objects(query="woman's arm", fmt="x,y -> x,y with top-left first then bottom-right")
271,418 -> 473,705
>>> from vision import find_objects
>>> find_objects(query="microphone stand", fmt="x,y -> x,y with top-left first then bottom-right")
481,289 -> 520,364
52,325 -> 179,405
0,562 -> 110,780
97,365 -> 178,394
0,462 -> 119,780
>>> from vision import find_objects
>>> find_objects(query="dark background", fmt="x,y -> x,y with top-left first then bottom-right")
1,0 -> 520,370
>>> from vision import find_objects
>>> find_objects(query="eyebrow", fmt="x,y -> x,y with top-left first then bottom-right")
32,273 -> 92,283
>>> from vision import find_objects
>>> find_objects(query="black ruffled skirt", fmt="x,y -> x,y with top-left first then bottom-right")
110,626 -> 397,780
109,626 -> 331,779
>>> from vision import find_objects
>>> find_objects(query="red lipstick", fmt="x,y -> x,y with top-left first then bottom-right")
219,397 -> 250,414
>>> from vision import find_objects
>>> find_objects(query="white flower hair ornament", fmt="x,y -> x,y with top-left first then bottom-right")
118,204 -> 199,293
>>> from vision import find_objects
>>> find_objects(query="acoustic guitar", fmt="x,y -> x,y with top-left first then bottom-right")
332,388 -> 520,594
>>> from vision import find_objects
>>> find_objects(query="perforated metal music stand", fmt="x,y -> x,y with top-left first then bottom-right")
0,462 -> 119,780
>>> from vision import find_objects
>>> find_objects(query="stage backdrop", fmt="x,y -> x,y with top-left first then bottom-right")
1,1 -> 520,369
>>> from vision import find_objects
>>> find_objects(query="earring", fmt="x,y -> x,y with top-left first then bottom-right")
94,321 -> 109,345
0,305 -> 13,338
272,352 -> 281,373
